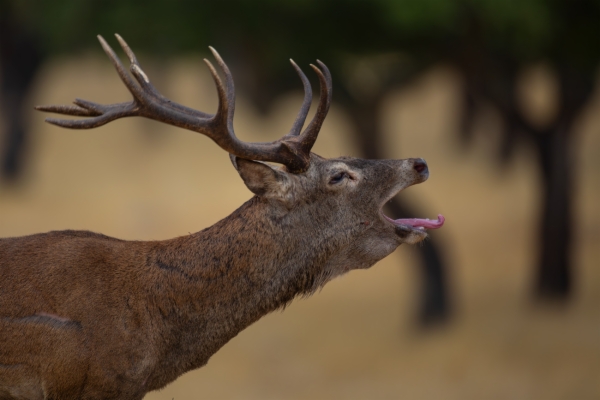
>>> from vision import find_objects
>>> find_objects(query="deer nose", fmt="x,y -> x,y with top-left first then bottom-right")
412,158 -> 428,175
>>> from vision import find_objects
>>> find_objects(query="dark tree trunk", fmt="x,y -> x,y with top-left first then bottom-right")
534,126 -> 573,298
348,100 -> 451,325
531,68 -> 593,300
0,11 -> 44,182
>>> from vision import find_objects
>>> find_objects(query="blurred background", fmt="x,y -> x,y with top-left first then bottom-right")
1,0 -> 599,398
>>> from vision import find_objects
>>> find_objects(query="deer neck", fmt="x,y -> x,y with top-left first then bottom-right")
145,196 -> 328,383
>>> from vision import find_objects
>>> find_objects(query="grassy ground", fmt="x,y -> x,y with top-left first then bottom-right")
1,56 -> 599,399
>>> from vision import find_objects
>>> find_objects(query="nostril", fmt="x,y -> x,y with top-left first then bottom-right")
413,159 -> 428,174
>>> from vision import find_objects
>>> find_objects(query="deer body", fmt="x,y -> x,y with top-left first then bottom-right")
0,35 -> 443,399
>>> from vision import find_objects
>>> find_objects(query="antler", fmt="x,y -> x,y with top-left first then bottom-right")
36,34 -> 332,173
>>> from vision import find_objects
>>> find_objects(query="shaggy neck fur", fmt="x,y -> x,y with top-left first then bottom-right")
142,196 -> 352,389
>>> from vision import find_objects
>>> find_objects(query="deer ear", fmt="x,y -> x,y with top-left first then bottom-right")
234,157 -> 287,197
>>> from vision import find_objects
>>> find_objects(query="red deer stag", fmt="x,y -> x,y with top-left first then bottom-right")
0,34 -> 444,399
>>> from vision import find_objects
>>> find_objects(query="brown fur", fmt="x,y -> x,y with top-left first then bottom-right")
0,154 -> 429,399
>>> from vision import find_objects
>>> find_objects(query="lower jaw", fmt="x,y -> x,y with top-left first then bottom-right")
394,224 -> 427,243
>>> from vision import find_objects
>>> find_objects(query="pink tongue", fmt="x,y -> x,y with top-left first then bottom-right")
394,214 -> 445,229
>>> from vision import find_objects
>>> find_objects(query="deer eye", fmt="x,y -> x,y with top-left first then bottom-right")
329,171 -> 348,185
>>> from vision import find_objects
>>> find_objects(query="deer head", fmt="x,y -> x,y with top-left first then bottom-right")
231,153 -> 441,291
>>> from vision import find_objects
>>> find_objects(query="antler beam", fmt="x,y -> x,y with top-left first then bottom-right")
36,34 -> 332,173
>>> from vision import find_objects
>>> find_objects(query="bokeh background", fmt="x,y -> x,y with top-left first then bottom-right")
1,1 -> 599,398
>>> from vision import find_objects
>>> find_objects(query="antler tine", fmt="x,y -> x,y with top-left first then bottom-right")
207,47 -> 236,129
203,57 -> 233,138
45,109 -> 133,129
285,60 -> 313,138
34,104 -> 100,117
114,33 -> 139,65
208,47 -> 235,103
296,60 -> 332,154
96,35 -> 146,103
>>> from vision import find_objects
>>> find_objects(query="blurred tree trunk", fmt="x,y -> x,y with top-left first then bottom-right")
0,7 -> 44,182
534,127 -> 572,297
532,69 -> 593,298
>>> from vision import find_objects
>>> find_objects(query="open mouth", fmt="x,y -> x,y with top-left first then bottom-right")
380,190 -> 445,233
378,162 -> 445,235
382,213 -> 445,231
